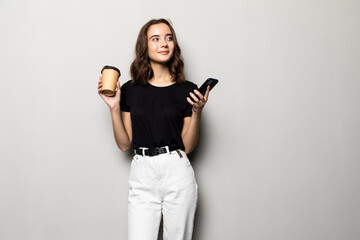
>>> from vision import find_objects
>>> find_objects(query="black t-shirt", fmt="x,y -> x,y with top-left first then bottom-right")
120,80 -> 199,151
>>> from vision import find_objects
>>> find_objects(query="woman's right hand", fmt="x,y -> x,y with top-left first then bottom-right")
98,75 -> 121,111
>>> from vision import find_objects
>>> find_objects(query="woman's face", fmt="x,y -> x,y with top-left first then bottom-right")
147,23 -> 175,64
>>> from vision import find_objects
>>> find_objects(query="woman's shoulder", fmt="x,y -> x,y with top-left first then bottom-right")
122,79 -> 133,87
180,80 -> 198,89
121,79 -> 138,91
122,79 -> 148,88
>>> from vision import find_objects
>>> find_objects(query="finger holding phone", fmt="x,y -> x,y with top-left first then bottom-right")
187,85 -> 210,115
187,78 -> 218,115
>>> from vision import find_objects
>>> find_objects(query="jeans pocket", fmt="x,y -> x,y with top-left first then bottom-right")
175,150 -> 191,166
131,155 -> 140,167
129,155 -> 140,181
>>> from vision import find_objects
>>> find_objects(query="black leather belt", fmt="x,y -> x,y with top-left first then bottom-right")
134,146 -> 177,156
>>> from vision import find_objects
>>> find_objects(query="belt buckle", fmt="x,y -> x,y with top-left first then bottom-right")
139,147 -> 149,156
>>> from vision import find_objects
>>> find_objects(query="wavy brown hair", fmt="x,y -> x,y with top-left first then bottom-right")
130,18 -> 185,85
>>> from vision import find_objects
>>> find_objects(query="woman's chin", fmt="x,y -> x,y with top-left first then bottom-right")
150,58 -> 171,65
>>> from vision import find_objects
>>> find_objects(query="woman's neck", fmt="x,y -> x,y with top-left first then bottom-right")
149,61 -> 173,84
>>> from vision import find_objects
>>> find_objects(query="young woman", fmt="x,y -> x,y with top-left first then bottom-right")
98,18 -> 210,240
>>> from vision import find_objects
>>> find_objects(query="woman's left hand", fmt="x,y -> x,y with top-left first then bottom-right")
187,85 -> 210,116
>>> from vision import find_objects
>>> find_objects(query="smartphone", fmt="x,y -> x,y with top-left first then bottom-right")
198,78 -> 219,95
189,78 -> 218,102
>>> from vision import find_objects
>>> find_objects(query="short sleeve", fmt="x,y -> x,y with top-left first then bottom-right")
120,81 -> 130,112
184,82 -> 198,118
184,102 -> 192,117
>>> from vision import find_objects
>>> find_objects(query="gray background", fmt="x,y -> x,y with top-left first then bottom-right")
0,0 -> 359,239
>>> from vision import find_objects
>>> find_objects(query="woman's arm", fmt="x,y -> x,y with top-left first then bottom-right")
110,108 -> 132,152
181,85 -> 210,154
98,78 -> 132,152
182,113 -> 201,154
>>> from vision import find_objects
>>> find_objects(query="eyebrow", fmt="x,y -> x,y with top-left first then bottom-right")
149,33 -> 173,39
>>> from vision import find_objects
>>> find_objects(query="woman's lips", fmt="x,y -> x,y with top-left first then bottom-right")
158,51 -> 169,55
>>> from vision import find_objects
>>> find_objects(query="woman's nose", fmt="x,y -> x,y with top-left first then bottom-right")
160,38 -> 168,47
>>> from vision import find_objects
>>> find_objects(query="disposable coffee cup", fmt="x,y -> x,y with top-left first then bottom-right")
101,65 -> 121,96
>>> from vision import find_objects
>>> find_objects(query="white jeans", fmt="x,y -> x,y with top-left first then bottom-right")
128,149 -> 198,240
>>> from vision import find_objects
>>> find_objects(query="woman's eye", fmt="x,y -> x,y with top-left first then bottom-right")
153,38 -> 159,41
167,36 -> 173,41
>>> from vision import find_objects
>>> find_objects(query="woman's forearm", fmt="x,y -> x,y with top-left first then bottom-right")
110,107 -> 131,151
182,112 -> 202,154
